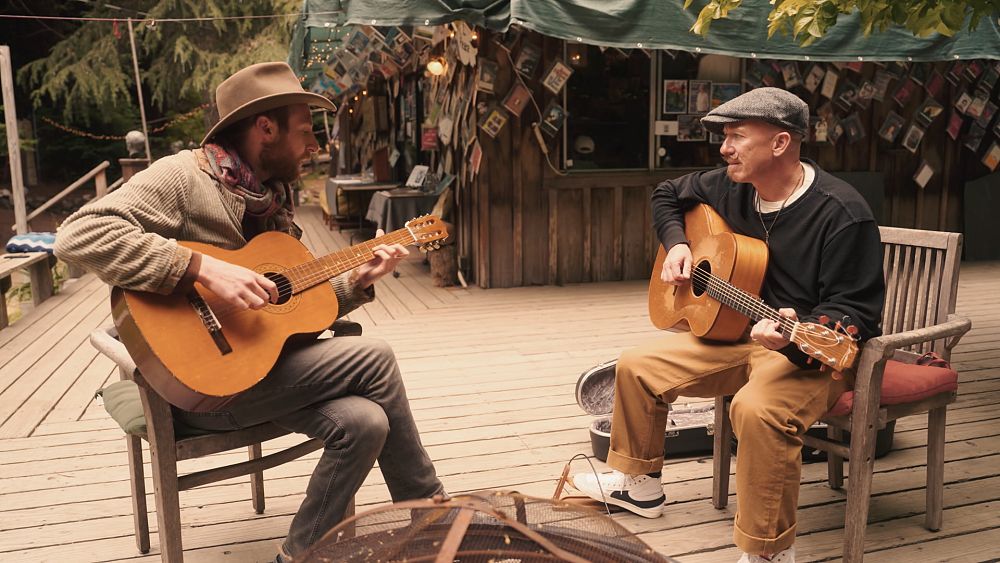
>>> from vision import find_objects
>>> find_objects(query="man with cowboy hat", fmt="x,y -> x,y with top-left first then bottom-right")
572,87 -> 885,563
55,62 -> 445,561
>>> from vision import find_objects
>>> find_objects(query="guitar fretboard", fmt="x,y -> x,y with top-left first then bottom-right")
282,228 -> 416,293
694,267 -> 799,337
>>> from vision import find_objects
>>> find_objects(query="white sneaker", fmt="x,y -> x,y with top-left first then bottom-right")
738,545 -> 795,563
571,470 -> 665,518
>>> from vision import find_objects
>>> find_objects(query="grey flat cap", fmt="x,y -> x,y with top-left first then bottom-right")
701,87 -> 809,137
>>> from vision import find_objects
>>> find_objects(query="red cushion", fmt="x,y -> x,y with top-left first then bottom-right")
825,359 -> 958,417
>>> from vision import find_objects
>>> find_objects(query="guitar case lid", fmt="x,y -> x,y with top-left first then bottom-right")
575,359 -> 618,416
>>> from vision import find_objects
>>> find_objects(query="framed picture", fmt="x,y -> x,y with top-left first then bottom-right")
501,83 -> 531,117
811,117 -> 828,143
913,160 -> 935,189
541,60 -> 574,95
820,69 -> 839,99
405,165 -> 429,188
826,116 -> 844,145
967,92 -> 989,119
855,80 -> 876,109
983,142 -> 1000,172
878,111 -> 906,143
677,114 -> 707,142
708,132 -> 725,144
892,78 -> 918,107
955,92 -> 973,114
710,83 -> 742,109
662,79 -> 688,114
976,101 -> 998,128
835,80 -> 859,111
476,59 -> 499,93
513,43 -> 541,77
803,64 -> 825,93
925,70 -> 947,100
901,124 -> 925,153
538,101 -> 566,137
946,111 -> 964,141
781,62 -> 802,89
872,70 -> 893,102
842,113 -> 866,144
688,80 -> 712,114
964,123 -> 986,152
479,105 -> 509,138
915,98 -> 945,126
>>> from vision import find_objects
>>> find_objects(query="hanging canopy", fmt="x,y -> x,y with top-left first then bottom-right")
290,0 -> 1000,74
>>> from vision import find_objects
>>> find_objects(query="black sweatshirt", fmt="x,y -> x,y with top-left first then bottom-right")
651,160 -> 885,368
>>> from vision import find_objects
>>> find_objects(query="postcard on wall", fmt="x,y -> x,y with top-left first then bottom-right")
470,141 -> 483,178
915,98 -> 945,127
479,105 -> 508,138
405,165 -> 429,188
979,67 -> 1000,93
975,101 -> 998,128
677,114 -> 707,142
812,117 -> 828,143
688,80 -> 712,114
924,70 -> 947,100
844,61 -> 864,74
842,113 -> 866,144
878,111 -> 906,143
946,111 -> 964,140
982,142 -> 1000,172
901,124 -> 925,153
964,123 -> 986,152
891,78 -> 918,107
476,58 -> 499,93
501,82 -> 531,117
964,60 -> 985,81
826,116 -> 844,145
855,80 -> 875,109
955,91 -> 973,114
835,80 -> 859,111
781,62 -> 802,89
913,160 -> 935,189
909,63 -> 928,85
711,83 -> 742,108
803,64 -> 826,93
513,43 -> 541,77
820,69 -> 839,99
541,60 -> 574,95
967,92 -> 989,119
538,101 -> 566,137
872,70 -> 893,102
946,60 -> 967,85
663,80 -> 688,114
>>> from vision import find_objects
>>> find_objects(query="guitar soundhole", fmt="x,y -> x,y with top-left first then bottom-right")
264,272 -> 293,305
692,261 -> 710,296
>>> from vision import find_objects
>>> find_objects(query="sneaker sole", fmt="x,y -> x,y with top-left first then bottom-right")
572,479 -> 665,519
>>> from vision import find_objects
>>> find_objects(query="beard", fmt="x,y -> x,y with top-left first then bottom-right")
260,136 -> 301,183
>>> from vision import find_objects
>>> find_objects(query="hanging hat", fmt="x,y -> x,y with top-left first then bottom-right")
201,62 -> 336,145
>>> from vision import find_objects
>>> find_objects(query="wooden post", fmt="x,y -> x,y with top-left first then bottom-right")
95,168 -> 108,199
126,19 -> 152,163
1,45 -> 28,235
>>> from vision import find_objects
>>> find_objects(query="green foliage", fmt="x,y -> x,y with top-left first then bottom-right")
19,0 -> 300,123
684,0 -> 1000,46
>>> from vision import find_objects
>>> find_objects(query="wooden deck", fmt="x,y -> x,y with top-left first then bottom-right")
1,205 -> 997,562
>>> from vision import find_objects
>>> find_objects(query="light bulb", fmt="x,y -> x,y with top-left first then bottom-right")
427,58 -> 446,76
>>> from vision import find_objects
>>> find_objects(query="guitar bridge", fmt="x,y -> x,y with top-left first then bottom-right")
187,291 -> 232,355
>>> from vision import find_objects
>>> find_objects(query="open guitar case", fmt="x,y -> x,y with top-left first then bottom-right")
575,359 -> 895,463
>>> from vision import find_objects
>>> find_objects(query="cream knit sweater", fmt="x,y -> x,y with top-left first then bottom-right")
54,150 -> 370,313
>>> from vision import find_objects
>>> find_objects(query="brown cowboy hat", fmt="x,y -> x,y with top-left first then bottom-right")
201,62 -> 336,145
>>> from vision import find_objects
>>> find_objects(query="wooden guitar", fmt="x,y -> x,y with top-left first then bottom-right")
648,204 -> 858,373
112,215 -> 448,412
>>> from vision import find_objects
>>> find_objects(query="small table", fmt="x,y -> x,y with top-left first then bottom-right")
365,189 -> 439,233
323,178 -> 401,230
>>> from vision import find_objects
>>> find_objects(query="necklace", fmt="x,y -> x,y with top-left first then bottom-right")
756,164 -> 804,245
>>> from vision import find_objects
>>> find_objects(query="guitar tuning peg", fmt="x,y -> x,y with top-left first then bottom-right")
818,314 -> 830,325
845,325 -> 859,336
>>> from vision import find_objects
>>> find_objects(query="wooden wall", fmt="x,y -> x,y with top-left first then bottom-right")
466,31 -> 991,288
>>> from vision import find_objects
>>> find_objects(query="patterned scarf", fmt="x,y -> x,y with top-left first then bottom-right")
199,143 -> 301,240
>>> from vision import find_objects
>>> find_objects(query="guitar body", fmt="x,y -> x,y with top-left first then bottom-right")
112,231 -> 339,412
648,204 -> 769,341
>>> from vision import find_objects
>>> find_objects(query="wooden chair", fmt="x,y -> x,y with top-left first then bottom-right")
90,321 -> 363,562
711,227 -> 972,562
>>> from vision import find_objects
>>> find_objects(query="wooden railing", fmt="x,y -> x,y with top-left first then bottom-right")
17,160 -> 119,231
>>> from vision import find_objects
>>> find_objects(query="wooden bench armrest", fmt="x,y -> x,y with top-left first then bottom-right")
863,314 -> 972,361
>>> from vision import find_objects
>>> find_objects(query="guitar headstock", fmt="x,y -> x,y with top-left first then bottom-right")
793,322 -> 859,373
405,215 -> 449,251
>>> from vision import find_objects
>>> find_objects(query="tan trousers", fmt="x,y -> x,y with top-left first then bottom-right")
607,331 -> 850,555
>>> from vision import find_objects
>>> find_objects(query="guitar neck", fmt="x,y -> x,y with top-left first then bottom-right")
283,228 -> 415,293
698,270 -> 799,338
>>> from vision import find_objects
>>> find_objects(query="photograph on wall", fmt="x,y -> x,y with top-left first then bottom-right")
955,91 -> 973,114
891,78 -> 918,107
964,123 -> 986,152
855,80 -> 876,109
820,69 -> 839,99
803,64 -> 826,93
946,111 -> 964,140
662,79 -> 688,114
835,80 -> 859,111
967,92 -> 989,119
476,58 -> 499,93
979,67 -> 999,93
513,42 -> 542,77
946,60 -> 967,85
913,160 -> 935,189
844,61 -> 864,74
538,101 -> 566,137
479,105 -> 509,138
841,113 -> 866,144
677,114 -> 707,142
908,63 -> 928,85
872,70 -> 893,102
983,142 -> 1000,172
976,101 -> 997,128
501,83 -> 532,117
915,97 -> 945,126
878,111 -> 906,143
964,59 -> 985,81
901,124 -> 925,153
710,83 -> 742,109
826,116 -> 844,145
781,62 -> 802,89
688,80 -> 712,113
708,132 -> 725,144
924,70 -> 947,100
811,117 -> 828,143
541,60 -> 574,94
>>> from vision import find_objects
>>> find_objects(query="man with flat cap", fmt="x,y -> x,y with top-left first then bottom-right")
55,62 -> 445,561
574,87 -> 884,562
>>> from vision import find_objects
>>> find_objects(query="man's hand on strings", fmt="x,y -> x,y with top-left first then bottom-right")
197,253 -> 278,311
661,243 -> 692,285
751,308 -> 798,350
355,229 -> 409,288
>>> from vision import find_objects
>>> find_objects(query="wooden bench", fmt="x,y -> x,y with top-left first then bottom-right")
0,252 -> 54,328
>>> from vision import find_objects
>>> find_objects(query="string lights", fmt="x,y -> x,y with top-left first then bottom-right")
40,104 -> 210,140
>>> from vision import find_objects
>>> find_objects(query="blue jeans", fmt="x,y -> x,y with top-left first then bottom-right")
175,335 -> 444,556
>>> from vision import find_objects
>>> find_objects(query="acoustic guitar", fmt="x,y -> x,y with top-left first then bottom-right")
648,204 -> 858,373
112,215 -> 448,412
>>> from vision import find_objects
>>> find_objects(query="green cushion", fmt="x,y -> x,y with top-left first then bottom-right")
96,380 -> 147,436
